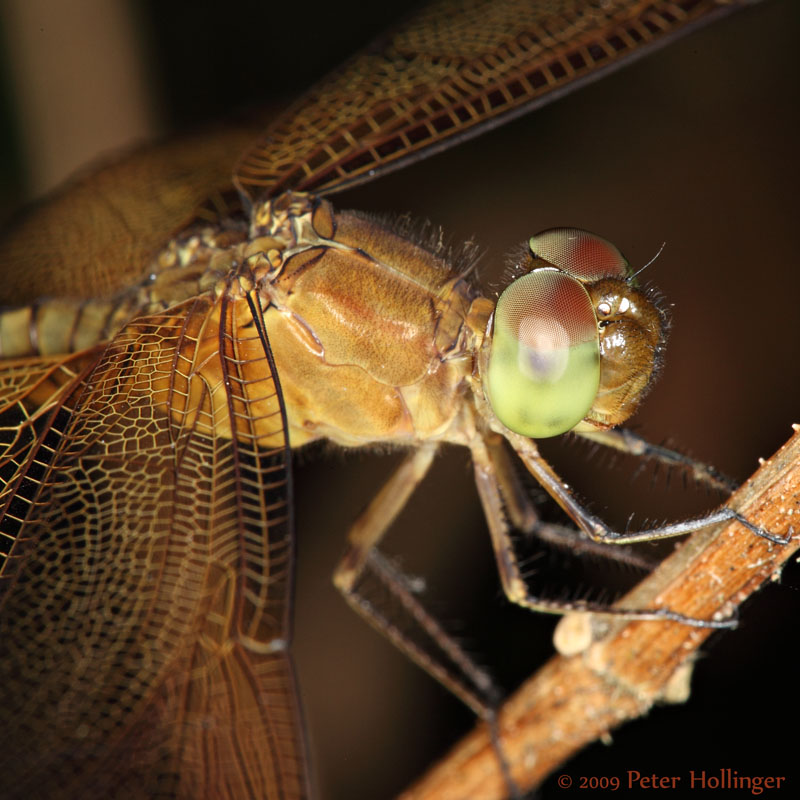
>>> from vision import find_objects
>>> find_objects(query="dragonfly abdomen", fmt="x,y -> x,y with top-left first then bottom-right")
0,223 -> 246,359
0,295 -> 138,357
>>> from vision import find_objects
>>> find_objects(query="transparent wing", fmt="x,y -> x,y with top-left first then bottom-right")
2,1 -> 743,305
0,282 -> 308,800
234,0 -> 742,199
0,122 -> 260,305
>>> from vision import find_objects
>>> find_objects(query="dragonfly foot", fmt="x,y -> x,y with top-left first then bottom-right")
730,509 -> 793,545
651,606 -> 738,630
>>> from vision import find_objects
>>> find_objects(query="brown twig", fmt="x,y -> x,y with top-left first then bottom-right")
399,425 -> 800,800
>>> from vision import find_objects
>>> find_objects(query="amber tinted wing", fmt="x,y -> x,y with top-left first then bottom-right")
235,0 -> 750,200
0,281 -> 308,799
1,1 -> 748,307
0,122 -> 261,306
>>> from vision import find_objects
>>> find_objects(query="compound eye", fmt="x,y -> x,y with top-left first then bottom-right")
486,269 -> 600,438
529,228 -> 629,280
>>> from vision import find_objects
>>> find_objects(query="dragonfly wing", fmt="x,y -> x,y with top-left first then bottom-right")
234,0 -> 745,199
2,2 -> 745,305
0,121 -> 261,306
0,283 -> 307,800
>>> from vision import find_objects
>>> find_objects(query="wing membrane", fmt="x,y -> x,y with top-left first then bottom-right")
2,1 -> 747,306
234,0 -> 746,199
0,122 -> 261,305
0,284 -> 308,799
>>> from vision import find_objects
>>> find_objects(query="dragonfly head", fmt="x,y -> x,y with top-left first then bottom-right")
483,228 -> 667,439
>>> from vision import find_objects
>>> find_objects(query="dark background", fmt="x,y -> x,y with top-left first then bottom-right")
1,1 -> 798,798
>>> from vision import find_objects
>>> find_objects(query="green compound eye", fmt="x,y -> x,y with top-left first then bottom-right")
486,269 -> 600,438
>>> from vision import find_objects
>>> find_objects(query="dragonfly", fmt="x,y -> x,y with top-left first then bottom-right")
0,0 -> 796,796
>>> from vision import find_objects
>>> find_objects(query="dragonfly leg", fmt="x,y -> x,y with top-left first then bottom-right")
471,434 -> 738,629
333,443 -> 436,596
506,430 -> 791,548
485,431 -> 539,532
333,443 -> 501,718
488,432 -> 659,572
575,427 -> 737,494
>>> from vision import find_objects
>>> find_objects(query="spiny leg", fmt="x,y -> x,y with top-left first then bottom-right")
505,430 -> 790,547
332,444 -> 523,794
332,443 -> 500,718
471,434 -> 738,629
485,430 -> 539,532
576,427 -> 736,494
499,425 -> 748,568
487,431 -> 658,572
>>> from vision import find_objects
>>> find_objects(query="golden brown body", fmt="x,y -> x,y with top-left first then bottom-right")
253,195 -> 491,447
0,192 -> 491,451
0,2 -> 779,799
0,190 -> 493,799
